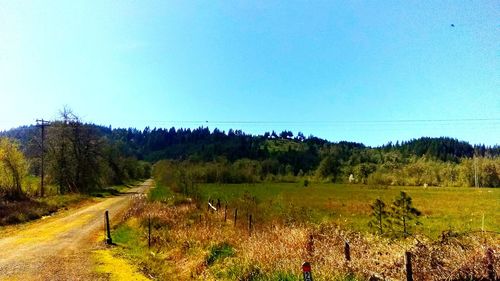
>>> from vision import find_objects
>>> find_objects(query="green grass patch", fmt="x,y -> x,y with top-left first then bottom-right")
148,182 -> 174,202
206,242 -> 235,265
148,182 -> 192,206
197,182 -> 500,237
112,219 -> 146,258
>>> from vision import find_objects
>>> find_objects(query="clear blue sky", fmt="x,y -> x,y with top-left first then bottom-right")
0,1 -> 498,146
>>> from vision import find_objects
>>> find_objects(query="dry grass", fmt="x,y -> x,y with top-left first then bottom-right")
0,194 -> 89,226
115,195 -> 499,281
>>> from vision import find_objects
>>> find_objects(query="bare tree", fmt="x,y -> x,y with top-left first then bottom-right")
47,108 -> 104,194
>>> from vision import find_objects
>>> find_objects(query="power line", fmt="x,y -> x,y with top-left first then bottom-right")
2,118 -> 498,126
98,118 -> 500,125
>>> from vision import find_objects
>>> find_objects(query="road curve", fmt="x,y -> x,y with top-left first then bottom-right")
0,179 -> 153,281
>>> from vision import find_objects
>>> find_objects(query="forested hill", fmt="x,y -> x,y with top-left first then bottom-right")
2,125 -> 497,162
2,124 -> 499,187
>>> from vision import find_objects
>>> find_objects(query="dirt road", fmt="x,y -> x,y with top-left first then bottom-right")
0,180 -> 153,281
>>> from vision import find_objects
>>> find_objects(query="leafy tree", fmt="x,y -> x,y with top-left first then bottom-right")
0,138 -> 28,199
316,155 -> 342,181
389,191 -> 421,237
354,163 -> 377,184
368,198 -> 388,235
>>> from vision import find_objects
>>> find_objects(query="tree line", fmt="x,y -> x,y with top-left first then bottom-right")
1,119 -> 499,198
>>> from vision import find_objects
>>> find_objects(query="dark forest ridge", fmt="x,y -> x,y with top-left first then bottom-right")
1,123 -> 498,160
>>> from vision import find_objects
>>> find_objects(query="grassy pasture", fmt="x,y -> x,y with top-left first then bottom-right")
198,183 -> 500,237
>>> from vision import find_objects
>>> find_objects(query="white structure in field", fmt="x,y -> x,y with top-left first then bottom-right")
349,174 -> 355,183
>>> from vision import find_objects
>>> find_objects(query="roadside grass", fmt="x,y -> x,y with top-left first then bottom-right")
93,246 -> 150,281
103,186 -> 209,280
112,218 -> 147,259
0,180 -> 144,227
0,194 -> 90,226
197,183 -> 500,237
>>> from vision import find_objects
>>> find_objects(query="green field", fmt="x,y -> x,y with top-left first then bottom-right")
198,183 -> 500,238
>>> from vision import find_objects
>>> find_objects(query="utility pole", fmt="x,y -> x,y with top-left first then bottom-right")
474,154 -> 479,188
36,119 -> 50,197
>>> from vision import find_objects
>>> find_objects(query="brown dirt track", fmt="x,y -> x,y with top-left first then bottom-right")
0,180 -> 153,281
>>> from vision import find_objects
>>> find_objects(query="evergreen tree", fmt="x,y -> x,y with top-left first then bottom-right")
389,191 -> 421,237
368,198 -> 388,235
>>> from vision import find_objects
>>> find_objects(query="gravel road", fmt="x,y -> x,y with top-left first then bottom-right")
0,180 -> 153,281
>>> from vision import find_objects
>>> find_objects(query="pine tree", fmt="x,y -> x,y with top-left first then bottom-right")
389,191 -> 421,237
368,198 -> 388,235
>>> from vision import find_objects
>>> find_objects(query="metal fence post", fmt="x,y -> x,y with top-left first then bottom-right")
302,262 -> 313,281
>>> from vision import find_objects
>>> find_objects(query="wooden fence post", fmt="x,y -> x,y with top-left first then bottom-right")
344,241 -> 351,262
405,251 -> 413,281
486,247 -> 496,281
302,262 -> 313,281
234,208 -> 238,227
105,210 -> 112,244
